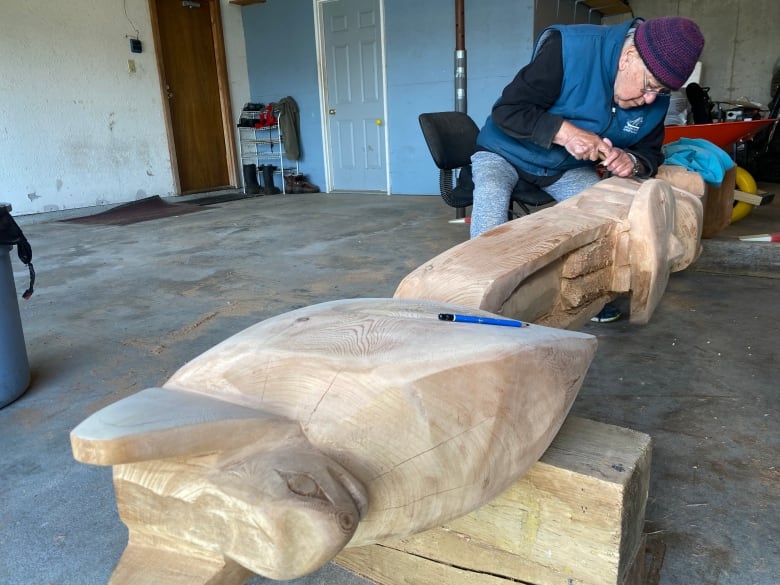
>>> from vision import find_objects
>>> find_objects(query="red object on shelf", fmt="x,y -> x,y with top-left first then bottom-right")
254,104 -> 278,128
663,119 -> 777,150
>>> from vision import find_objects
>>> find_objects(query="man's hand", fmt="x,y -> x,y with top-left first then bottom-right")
554,121 -> 611,161
599,138 -> 637,177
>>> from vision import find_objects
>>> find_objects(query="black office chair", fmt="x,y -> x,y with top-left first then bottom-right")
418,111 -> 554,219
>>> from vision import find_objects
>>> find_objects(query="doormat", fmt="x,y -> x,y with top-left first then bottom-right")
61,196 -> 211,226
188,192 -> 259,206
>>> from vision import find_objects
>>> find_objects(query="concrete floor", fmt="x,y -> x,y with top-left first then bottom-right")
1,186 -> 778,585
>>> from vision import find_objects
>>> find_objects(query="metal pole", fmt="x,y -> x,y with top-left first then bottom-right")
454,0 -> 467,113
453,0 -> 468,219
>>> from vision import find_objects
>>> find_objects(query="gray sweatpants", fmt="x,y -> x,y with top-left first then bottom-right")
469,151 -> 601,239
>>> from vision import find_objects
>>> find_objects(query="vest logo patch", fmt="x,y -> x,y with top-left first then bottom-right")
623,117 -> 644,134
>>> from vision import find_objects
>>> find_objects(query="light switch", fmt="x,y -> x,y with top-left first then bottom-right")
128,60 -> 136,74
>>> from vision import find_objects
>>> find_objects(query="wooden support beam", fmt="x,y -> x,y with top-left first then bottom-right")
733,189 -> 775,206
336,416 -> 652,585
656,164 -> 737,239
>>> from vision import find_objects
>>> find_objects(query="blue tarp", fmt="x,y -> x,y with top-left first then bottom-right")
662,137 -> 735,185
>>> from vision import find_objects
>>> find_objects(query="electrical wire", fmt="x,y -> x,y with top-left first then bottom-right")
124,0 -> 140,40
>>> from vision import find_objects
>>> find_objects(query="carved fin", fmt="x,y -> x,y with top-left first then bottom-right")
108,542 -> 252,585
71,387 -> 302,466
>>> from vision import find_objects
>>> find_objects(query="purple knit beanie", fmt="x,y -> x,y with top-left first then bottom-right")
635,17 -> 704,91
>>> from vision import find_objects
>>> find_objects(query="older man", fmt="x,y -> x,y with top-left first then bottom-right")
470,16 -> 704,321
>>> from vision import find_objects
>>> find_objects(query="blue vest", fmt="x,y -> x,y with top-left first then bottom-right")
477,20 -> 668,177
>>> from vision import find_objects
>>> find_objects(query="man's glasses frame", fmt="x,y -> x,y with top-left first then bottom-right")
642,66 -> 672,96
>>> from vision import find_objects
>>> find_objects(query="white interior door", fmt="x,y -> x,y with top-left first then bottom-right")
320,0 -> 388,192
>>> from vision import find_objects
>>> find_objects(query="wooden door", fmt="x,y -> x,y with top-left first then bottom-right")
321,0 -> 388,192
152,0 -> 235,194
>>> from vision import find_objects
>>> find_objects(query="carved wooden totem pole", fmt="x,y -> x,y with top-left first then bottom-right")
71,174 -> 704,584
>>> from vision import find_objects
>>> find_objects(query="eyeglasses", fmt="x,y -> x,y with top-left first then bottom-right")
642,66 -> 672,96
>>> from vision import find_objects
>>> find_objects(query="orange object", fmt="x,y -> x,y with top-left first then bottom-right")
663,119 -> 777,150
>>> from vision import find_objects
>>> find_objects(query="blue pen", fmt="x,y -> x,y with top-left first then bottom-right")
438,313 -> 528,328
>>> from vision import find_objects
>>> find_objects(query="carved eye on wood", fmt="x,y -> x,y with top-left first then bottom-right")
278,470 -> 327,501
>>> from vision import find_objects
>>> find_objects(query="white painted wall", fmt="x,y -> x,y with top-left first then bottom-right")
221,1 -> 251,149
605,0 -> 780,109
0,0 -> 249,216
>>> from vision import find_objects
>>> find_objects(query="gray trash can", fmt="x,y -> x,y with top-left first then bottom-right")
1,203 -> 31,408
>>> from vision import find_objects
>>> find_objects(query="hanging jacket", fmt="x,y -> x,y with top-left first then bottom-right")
275,96 -> 301,161
477,19 -> 668,178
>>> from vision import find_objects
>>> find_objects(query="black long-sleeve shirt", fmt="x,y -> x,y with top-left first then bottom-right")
489,31 -> 664,177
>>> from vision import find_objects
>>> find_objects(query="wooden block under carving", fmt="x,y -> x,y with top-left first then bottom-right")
655,164 -> 733,239
336,416 -> 652,585
701,165 -> 736,239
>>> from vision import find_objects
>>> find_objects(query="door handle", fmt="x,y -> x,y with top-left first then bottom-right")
329,109 -> 336,115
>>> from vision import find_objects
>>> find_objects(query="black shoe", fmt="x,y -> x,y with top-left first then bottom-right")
242,164 -> 261,195
590,303 -> 622,323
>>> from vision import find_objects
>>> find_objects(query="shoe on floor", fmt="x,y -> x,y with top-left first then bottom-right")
591,303 -> 622,323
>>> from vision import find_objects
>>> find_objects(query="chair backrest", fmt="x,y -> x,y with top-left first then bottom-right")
418,111 -> 555,215
418,112 -> 479,171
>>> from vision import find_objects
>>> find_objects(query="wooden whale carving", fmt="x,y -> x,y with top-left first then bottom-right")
395,176 -> 703,329
70,171 -> 707,584
71,298 -> 597,583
